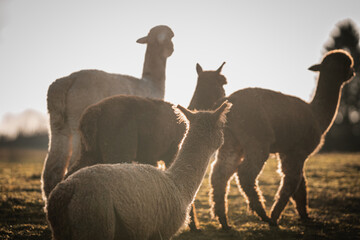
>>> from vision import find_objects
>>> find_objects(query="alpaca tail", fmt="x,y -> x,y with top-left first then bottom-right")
47,181 -> 75,240
42,74 -> 77,201
78,104 -> 101,152
47,75 -> 77,129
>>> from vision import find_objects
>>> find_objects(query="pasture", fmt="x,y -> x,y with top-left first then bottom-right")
0,148 -> 359,239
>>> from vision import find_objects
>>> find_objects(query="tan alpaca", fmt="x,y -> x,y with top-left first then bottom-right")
209,49 -> 355,229
47,101 -> 231,240
41,25 -> 174,200
64,62 -> 227,231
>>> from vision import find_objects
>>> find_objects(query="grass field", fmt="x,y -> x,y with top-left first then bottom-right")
0,148 -> 359,239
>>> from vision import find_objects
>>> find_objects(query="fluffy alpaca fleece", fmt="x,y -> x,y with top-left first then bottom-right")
47,101 -> 232,240
42,25 -> 174,200
64,62 -> 227,231
209,49 -> 355,229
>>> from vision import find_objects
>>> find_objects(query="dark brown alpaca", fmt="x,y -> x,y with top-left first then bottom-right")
209,49 -> 355,229
67,62 -> 226,175
65,62 -> 227,231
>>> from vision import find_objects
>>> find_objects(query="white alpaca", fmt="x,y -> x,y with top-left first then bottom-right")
42,25 -> 174,200
46,101 -> 232,240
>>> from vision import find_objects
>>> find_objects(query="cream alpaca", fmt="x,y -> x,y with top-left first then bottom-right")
47,101 -> 231,240
42,25 -> 174,200
209,49 -> 355,229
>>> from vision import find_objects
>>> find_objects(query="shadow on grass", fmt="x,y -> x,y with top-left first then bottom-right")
176,223 -> 304,240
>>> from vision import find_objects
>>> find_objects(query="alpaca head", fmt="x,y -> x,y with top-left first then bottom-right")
188,62 -> 227,110
308,49 -> 355,84
176,101 -> 232,150
137,25 -> 174,58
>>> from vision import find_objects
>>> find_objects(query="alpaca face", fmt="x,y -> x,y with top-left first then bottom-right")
177,101 -> 231,150
137,25 -> 174,58
160,37 -> 174,58
189,63 -> 227,110
326,53 -> 354,82
319,50 -> 355,83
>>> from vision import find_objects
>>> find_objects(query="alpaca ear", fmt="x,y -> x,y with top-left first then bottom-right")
216,62 -> 226,73
175,105 -> 194,123
213,100 -> 232,125
136,36 -> 148,44
196,63 -> 203,75
308,64 -> 321,72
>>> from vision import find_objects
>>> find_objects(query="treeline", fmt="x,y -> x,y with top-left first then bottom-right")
0,133 -> 48,150
322,19 -> 360,152
0,130 -> 359,152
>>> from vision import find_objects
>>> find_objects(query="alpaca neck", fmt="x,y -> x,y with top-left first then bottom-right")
167,130 -> 216,204
188,85 -> 225,111
141,48 -> 167,99
310,73 -> 343,133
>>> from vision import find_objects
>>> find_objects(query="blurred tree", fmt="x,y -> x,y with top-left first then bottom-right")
322,19 -> 360,151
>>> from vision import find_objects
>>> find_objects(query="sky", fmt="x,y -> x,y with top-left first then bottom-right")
0,0 -> 359,134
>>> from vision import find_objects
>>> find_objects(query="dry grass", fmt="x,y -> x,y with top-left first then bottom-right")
0,148 -> 359,239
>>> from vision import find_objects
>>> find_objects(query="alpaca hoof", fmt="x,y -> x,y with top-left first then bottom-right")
221,225 -> 232,231
190,228 -> 202,233
261,216 -> 276,226
268,218 -> 278,227
189,226 -> 202,232
188,219 -> 201,232
269,221 -> 278,227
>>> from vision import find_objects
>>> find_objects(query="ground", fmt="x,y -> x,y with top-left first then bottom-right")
0,148 -> 359,239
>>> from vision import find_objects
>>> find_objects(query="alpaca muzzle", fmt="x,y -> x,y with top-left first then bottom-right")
348,67 -> 355,79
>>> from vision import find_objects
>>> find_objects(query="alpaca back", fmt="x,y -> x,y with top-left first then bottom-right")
65,70 -> 154,125
79,96 -> 185,165
224,88 -> 321,152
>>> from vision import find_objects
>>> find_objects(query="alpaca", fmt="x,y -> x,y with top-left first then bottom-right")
42,25 -> 174,200
66,62 -> 226,175
209,49 -> 355,229
64,62 -> 227,231
47,101 -> 232,240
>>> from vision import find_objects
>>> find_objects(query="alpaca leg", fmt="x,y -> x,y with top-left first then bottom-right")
237,145 -> 270,224
67,130 -> 81,168
41,126 -> 71,201
209,137 -> 241,230
291,174 -> 310,221
188,203 -> 200,232
270,154 -> 305,225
